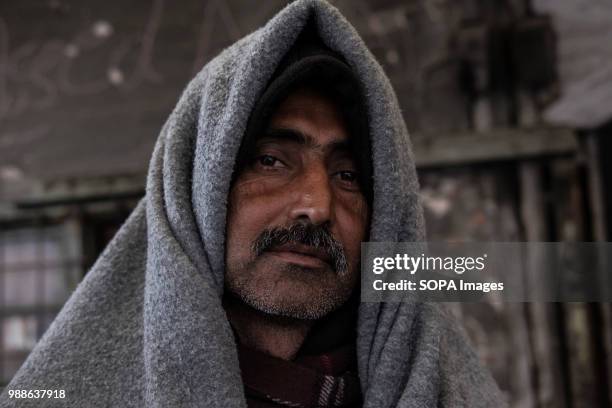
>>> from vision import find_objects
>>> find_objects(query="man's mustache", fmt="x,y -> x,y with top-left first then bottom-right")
251,223 -> 348,274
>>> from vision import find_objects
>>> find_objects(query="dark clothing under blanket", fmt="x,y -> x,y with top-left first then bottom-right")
239,343 -> 362,408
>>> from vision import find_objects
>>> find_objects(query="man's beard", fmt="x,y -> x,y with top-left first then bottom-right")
226,222 -> 354,320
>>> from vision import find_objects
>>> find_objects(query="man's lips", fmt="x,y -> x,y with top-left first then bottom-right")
266,243 -> 332,269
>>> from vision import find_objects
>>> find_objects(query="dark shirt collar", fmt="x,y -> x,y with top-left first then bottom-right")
237,342 -> 362,408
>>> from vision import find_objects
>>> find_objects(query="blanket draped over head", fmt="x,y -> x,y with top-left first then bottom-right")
2,1 -> 505,407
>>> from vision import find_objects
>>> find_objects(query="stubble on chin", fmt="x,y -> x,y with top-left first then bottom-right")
225,257 -> 354,320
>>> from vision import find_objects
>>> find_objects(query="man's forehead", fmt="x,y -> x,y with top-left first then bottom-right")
262,88 -> 352,150
273,87 -> 342,114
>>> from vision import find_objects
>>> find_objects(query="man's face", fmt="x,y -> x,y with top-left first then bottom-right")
225,88 -> 369,320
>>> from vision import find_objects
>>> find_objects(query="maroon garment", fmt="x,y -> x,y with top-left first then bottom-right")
238,343 -> 362,407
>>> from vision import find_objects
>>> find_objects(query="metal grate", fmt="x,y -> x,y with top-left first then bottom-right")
0,222 -> 82,385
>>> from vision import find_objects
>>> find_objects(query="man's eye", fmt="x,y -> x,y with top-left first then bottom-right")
256,154 -> 283,168
339,171 -> 356,181
336,171 -> 359,185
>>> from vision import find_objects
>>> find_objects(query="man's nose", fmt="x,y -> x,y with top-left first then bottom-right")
288,164 -> 333,226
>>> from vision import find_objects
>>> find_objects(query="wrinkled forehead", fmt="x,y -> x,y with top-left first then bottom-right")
273,86 -> 345,119
265,87 -> 352,149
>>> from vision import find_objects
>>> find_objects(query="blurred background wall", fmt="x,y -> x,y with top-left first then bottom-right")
0,1 -> 611,406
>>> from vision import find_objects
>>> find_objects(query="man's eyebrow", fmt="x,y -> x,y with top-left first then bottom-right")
260,128 -> 310,146
260,128 -> 350,153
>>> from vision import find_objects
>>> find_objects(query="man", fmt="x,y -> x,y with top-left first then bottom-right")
1,1 -> 505,407
223,31 -> 371,406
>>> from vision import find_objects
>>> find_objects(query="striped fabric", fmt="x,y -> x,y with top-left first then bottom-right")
238,343 -> 362,407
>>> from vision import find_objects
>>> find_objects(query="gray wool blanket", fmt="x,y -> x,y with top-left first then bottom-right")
1,1 -> 506,407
